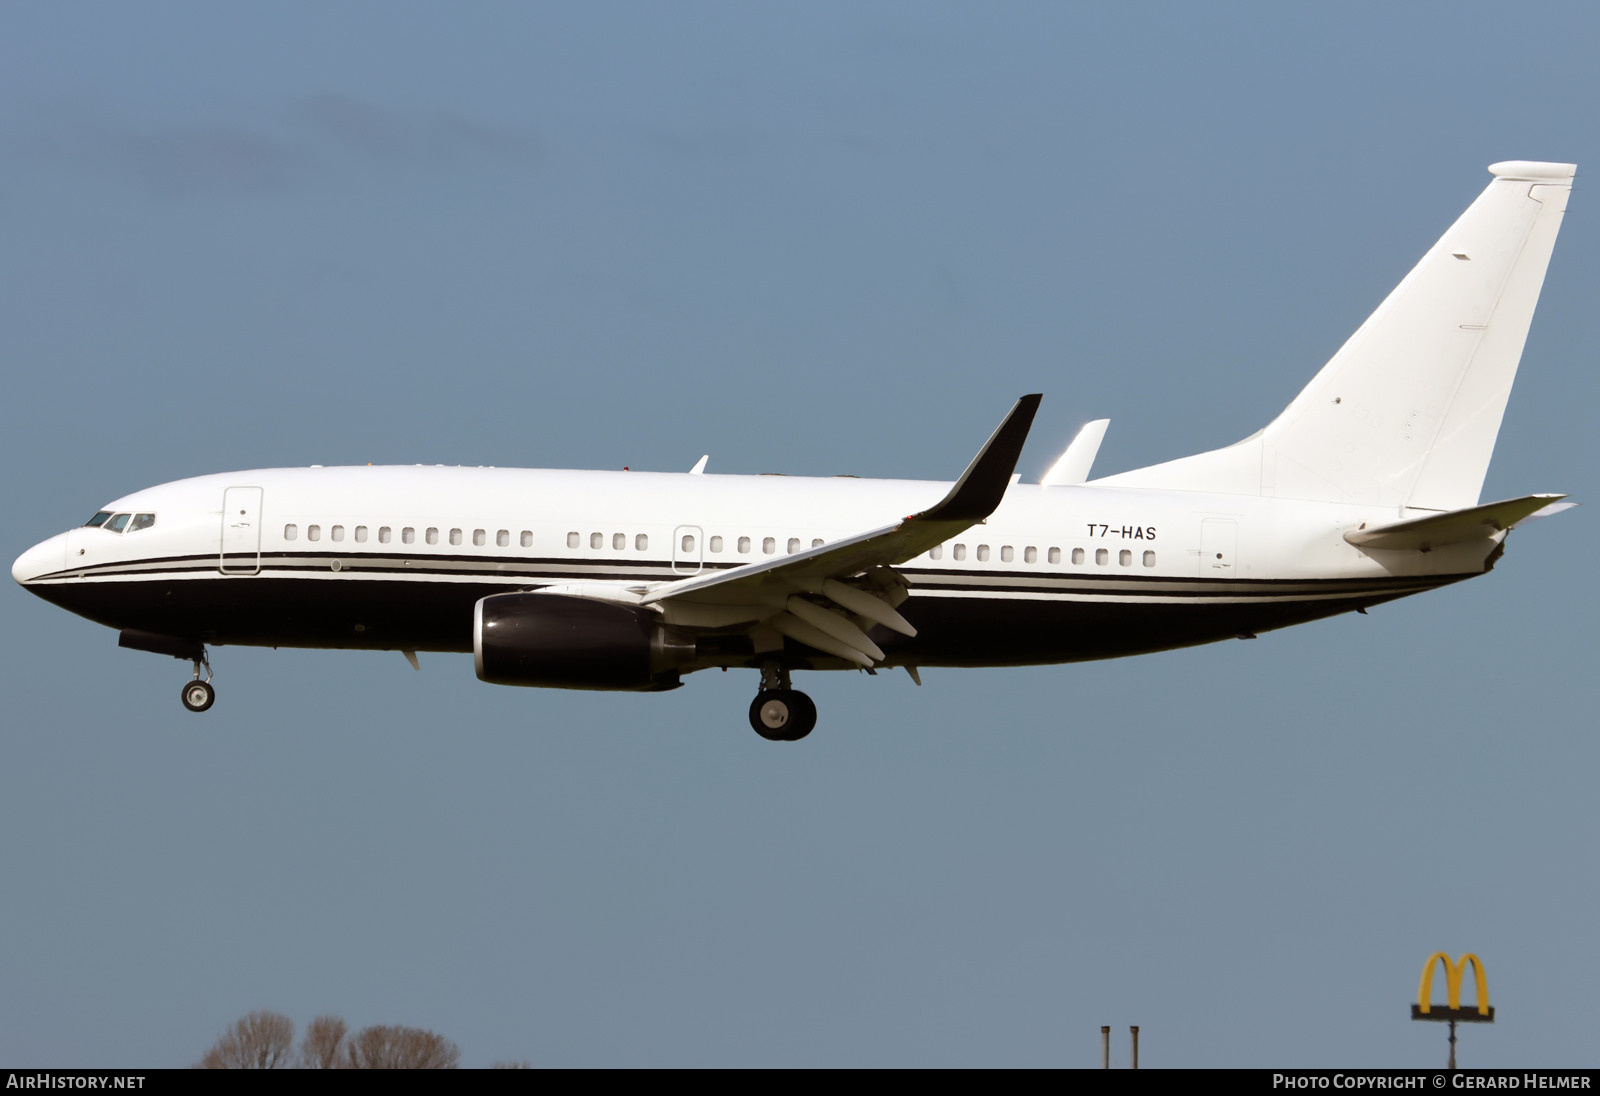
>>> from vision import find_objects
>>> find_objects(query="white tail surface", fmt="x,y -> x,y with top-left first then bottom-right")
1041,419 -> 1110,486
1095,161 -> 1575,510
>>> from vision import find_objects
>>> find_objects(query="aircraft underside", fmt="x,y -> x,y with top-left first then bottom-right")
32,569 -> 1468,670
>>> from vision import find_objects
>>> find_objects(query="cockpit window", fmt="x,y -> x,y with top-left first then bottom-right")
128,513 -> 156,533
103,513 -> 132,533
85,511 -> 112,527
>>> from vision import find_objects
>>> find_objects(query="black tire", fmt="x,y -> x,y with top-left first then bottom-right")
783,690 -> 817,741
181,680 -> 215,713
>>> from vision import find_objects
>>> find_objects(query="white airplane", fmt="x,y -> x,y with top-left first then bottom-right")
12,161 -> 1578,741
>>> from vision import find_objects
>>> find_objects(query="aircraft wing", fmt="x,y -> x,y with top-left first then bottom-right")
639,394 -> 1042,666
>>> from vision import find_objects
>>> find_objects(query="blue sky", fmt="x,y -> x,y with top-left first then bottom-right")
2,1 -> 1595,1067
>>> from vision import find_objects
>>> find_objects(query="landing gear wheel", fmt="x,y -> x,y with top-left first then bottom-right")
749,689 -> 817,742
181,679 -> 215,713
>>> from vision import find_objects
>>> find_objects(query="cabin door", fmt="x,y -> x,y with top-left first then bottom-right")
672,525 -> 704,575
220,486 -> 263,575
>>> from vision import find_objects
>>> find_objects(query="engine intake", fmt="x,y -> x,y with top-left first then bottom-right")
474,592 -> 693,691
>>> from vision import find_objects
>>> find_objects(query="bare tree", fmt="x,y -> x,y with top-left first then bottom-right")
195,1010 -> 296,1069
299,1015 -> 349,1069
344,1025 -> 460,1069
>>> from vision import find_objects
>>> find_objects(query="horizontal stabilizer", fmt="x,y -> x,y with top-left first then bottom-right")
1344,493 -> 1568,551
1041,419 -> 1109,486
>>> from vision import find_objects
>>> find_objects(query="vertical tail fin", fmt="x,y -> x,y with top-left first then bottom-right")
1096,162 -> 1574,509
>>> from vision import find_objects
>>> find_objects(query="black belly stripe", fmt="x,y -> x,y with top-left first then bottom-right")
31,556 -> 1464,606
21,570 -> 1469,666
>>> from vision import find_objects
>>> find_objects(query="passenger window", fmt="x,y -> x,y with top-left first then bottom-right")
425,527 -> 438,545
498,530 -> 510,548
812,538 -> 824,548
1001,546 -> 1013,563
355,526 -> 368,543
1024,546 -> 1037,564
1120,549 -> 1132,566
567,532 -> 579,549
613,533 -> 625,550
448,529 -> 460,546
331,525 -> 344,542
283,523 -> 297,541
709,536 -> 723,553
1143,550 -> 1157,567
977,545 -> 990,562
953,544 -> 967,561
474,529 -> 486,547
378,526 -> 392,544
930,545 -> 943,560
85,511 -> 112,528
682,534 -> 696,552
635,534 -> 648,551
738,536 -> 751,554
401,527 -> 415,544
590,532 -> 602,549
762,537 -> 775,555
308,525 -> 321,542
1070,547 -> 1083,564
129,513 -> 156,533
787,538 -> 800,554
521,531 -> 534,548
1095,548 -> 1108,565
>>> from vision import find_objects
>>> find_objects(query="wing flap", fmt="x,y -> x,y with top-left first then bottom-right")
768,611 -> 876,667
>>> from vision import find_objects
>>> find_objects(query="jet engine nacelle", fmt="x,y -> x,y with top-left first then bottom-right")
473,592 -> 693,691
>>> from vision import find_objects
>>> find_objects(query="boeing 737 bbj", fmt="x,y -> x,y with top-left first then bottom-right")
12,161 -> 1577,740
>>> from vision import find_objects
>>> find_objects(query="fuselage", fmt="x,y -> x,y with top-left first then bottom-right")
12,464 -> 1488,671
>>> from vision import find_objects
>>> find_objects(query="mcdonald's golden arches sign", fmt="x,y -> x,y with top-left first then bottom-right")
1411,952 -> 1494,1022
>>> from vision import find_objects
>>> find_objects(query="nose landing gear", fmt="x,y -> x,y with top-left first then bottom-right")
180,651 -> 215,713
749,663 -> 816,741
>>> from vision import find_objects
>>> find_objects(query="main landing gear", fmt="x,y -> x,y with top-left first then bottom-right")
180,650 -> 215,713
749,663 -> 816,742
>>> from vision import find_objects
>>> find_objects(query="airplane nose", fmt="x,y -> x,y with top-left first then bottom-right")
12,534 -> 68,585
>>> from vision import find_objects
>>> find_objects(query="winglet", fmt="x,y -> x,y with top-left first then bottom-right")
912,394 -> 1042,523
